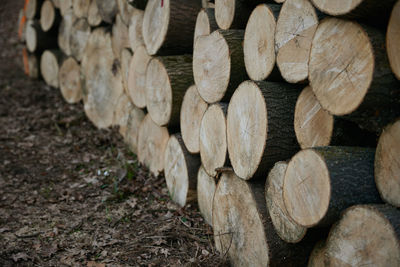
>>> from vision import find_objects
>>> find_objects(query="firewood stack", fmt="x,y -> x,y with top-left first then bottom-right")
19,0 -> 400,265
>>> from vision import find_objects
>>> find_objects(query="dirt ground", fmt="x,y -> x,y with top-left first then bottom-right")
0,1 -> 227,266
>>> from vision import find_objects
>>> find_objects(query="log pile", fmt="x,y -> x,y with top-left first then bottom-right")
18,0 -> 400,265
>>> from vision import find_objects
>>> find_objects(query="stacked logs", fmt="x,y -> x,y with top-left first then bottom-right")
19,0 -> 400,265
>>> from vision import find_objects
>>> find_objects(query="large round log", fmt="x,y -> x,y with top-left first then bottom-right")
127,45 -> 150,108
200,103 -> 229,177
309,18 -> 400,132
244,4 -> 280,81
324,204 -> 400,266
193,30 -> 246,104
180,85 -> 208,154
145,55 -> 193,127
81,28 -> 124,129
70,18 -> 91,62
95,0 -> 118,24
128,8 -> 144,53
375,119 -> 400,207
265,161 -> 307,243
193,8 -> 218,48
73,0 -> 91,18
40,0 -> 60,32
214,0 -> 263,30
137,114 -> 169,176
26,0 -> 43,19
164,134 -> 201,207
26,20 -> 57,53
112,14 -> 130,60
117,0 -> 134,26
125,106 -> 145,155
128,0 -> 148,10
58,9 -> 76,56
227,80 -> 300,180
197,165 -> 216,226
275,0 -> 320,83
87,0 -> 102,27
387,1 -> 400,80
283,146 -> 382,228
60,0 -> 73,16
142,0 -> 202,55
59,57 -> 82,104
113,93 -> 133,138
40,50 -> 63,88
121,48 -> 133,93
213,171 -> 315,267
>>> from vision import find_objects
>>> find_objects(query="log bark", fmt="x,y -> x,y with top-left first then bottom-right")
69,18 -> 91,62
243,4 -> 280,81
112,14 -> 130,60
40,49 -> 64,88
26,20 -> 57,53
121,48 -> 133,94
294,86 -> 377,149
283,146 -> 383,228
125,106 -> 145,154
265,161 -> 307,243
26,0 -> 44,19
142,0 -> 202,55
180,85 -> 208,154
193,29 -> 246,104
145,55 -> 193,127
59,57 -> 82,104
113,93 -> 133,138
127,45 -> 151,108
87,0 -> 102,27
309,18 -> 400,133
137,114 -> 169,176
387,1 -> 400,80
164,134 -> 201,207
60,0 -> 73,16
200,103 -> 229,177
193,8 -> 218,48
95,0 -> 118,24
226,80 -> 300,180
58,9 -> 76,56
197,165 -> 216,226
128,0 -> 148,10
375,119 -> 400,207
324,204 -> 400,266
128,8 -> 144,53
81,28 -> 124,129
275,0 -> 320,83
73,0 -> 91,18
117,0 -> 134,26
213,171 -> 316,267
40,0 -> 60,32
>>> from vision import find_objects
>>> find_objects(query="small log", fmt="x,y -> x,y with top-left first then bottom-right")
26,0 -> 44,19
60,0 -> 73,16
120,48 -> 133,93
283,146 -> 382,228
387,1 -> 400,80
193,29 -> 246,103
81,28 -> 124,129
265,162 -> 307,243
125,106 -> 145,154
69,18 -> 91,62
197,165 -> 216,226
164,134 -> 201,207
113,93 -> 133,138
73,0 -> 91,18
309,18 -> 400,133
59,57 -> 82,104
40,0 -> 60,32
243,4 -> 280,81
58,9 -> 76,56
294,86 -> 377,149
112,14 -> 130,60
26,20 -> 57,53
227,80 -> 300,180
145,55 -> 193,127
40,50 -> 64,88
137,114 -> 169,176
213,171 -> 316,267
180,85 -> 208,154
307,241 -> 327,267
193,8 -> 218,48
117,0 -> 134,26
128,8 -> 144,53
324,204 -> 400,266
375,119 -> 400,207
127,45 -> 151,108
275,0 -> 320,83
200,103 -> 229,177
128,0 -> 148,10
87,0 -> 102,27
22,48 -> 40,79
142,0 -> 202,55
95,0 -> 118,24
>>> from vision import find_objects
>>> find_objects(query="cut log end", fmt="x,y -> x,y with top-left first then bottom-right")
244,4 -> 276,81
125,107 -> 145,155
40,50 -> 61,88
26,21 -> 38,52
387,1 -> 400,80
200,104 -> 228,177
197,165 -> 216,226
375,119 -> 400,207
40,0 -> 56,32
265,161 -> 307,243
311,0 -> 364,16
58,9 -> 76,56
88,0 -> 102,27
194,8 -> 217,47
128,8 -> 144,52
294,86 -> 334,149
215,0 -> 235,30
112,15 -> 130,60
113,93 -> 133,138
121,48 -> 133,93
73,0 -> 90,19
309,18 -> 374,116
59,57 -> 82,104
70,18 -> 91,62
180,85 -> 208,154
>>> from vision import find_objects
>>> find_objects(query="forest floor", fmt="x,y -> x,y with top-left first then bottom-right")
0,1 -> 226,266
